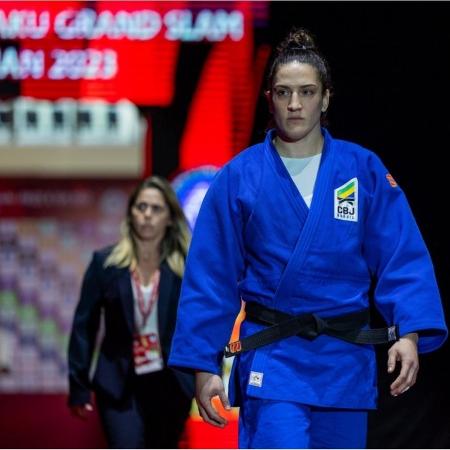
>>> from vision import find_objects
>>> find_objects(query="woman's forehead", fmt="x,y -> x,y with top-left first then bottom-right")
136,187 -> 165,203
273,61 -> 320,85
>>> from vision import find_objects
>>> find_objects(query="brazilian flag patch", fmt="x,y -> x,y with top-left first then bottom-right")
334,178 -> 358,222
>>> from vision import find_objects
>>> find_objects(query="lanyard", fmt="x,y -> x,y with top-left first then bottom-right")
131,268 -> 160,328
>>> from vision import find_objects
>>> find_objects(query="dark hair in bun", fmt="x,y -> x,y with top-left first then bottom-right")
266,27 -> 332,94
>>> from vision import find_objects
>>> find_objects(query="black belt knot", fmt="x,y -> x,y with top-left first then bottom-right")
309,314 -> 327,338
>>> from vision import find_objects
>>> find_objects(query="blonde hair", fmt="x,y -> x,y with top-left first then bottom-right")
104,176 -> 191,277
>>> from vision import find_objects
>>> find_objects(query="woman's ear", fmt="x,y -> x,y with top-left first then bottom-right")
321,89 -> 330,113
265,89 -> 273,113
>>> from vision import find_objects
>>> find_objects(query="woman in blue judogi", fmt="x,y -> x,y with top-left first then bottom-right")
169,28 -> 447,448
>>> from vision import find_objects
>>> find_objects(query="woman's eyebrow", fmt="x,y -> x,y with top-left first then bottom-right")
274,83 -> 318,88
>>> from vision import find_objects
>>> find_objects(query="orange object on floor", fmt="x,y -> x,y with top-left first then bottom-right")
183,417 -> 238,449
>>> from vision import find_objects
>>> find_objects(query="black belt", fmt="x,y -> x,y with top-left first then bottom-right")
224,302 -> 399,358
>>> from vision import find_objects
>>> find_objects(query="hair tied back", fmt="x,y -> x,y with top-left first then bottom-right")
287,43 -> 309,52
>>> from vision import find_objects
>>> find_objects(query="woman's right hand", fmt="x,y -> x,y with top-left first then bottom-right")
195,371 -> 231,428
70,403 -> 94,420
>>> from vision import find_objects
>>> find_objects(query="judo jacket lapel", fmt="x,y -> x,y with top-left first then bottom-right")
269,129 -> 337,304
265,132 -> 310,225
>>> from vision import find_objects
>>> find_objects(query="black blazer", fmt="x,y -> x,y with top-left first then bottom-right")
68,246 -> 194,405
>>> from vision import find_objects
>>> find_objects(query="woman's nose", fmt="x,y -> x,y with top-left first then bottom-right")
288,92 -> 302,110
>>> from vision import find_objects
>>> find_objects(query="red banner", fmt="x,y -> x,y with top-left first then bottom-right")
0,1 -> 264,105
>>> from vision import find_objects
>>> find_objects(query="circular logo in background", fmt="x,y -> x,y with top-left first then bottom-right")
171,165 -> 219,230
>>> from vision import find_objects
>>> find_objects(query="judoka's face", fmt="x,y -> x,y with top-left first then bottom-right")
131,188 -> 172,243
268,62 -> 329,143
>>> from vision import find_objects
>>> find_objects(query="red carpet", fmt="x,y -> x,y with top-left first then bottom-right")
0,394 -> 238,448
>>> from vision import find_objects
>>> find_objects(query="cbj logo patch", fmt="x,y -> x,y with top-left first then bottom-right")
334,178 -> 358,222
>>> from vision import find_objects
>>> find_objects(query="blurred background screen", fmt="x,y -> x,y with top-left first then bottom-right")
0,0 -> 270,177
0,2 -> 271,447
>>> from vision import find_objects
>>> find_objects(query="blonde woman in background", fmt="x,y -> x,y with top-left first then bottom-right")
68,176 -> 194,449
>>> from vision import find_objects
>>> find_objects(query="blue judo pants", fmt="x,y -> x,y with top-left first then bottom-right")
238,396 -> 368,449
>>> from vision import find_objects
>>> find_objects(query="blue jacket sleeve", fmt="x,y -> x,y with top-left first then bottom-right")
67,252 -> 103,405
362,153 -> 447,353
169,164 -> 246,374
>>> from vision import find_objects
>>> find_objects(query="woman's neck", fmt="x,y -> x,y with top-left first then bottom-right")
274,129 -> 324,158
135,241 -> 160,285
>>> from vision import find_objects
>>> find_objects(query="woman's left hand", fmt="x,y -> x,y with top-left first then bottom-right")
387,332 -> 419,396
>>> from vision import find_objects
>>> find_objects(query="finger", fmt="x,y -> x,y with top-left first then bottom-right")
197,404 -> 211,424
392,361 -> 419,396
71,406 -> 87,420
74,404 -> 94,419
197,402 -> 226,428
403,360 -> 419,391
387,349 -> 397,373
218,390 -> 231,411
199,394 -> 228,426
205,399 -> 228,426
198,404 -> 223,427
390,358 -> 414,396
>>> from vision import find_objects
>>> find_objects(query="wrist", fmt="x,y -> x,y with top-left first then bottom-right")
401,332 -> 419,344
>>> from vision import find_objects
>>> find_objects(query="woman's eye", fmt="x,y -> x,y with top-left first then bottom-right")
275,89 -> 290,97
135,202 -> 148,212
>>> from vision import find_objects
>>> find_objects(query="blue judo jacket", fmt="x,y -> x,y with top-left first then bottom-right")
169,129 -> 447,409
